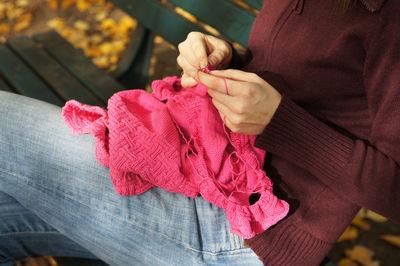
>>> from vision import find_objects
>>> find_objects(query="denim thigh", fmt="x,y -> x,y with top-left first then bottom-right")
0,91 -> 262,266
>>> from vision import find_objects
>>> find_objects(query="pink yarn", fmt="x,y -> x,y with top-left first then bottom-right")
62,76 -> 289,238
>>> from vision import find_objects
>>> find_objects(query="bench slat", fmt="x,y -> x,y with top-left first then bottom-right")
168,0 -> 255,47
7,36 -> 105,107
0,77 -> 15,93
110,0 -> 205,46
0,43 -> 64,105
33,31 -> 126,102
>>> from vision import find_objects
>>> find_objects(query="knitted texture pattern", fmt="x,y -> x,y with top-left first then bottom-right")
62,76 -> 289,238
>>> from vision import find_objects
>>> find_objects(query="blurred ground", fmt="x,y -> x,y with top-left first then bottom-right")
1,1 -> 400,265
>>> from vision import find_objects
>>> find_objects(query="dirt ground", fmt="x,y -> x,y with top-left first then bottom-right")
1,1 -> 400,265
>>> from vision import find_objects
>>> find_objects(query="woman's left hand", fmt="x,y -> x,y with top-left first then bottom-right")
197,69 -> 282,135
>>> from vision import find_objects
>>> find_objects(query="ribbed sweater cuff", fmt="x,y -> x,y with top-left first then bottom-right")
246,223 -> 332,265
255,96 -> 354,181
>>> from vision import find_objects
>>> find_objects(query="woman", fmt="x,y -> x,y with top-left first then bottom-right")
1,0 -> 399,265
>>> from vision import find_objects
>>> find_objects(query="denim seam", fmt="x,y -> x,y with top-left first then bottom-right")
0,168 -> 252,257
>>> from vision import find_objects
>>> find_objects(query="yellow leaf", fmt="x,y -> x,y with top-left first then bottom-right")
7,7 -> 24,20
16,0 -> 29,7
47,0 -> 58,10
338,258 -> 358,266
47,18 -> 65,30
89,34 -> 103,44
85,45 -> 102,57
118,16 -> 136,33
92,55 -> 109,68
351,216 -> 371,231
364,210 -> 388,223
95,10 -> 108,21
74,20 -> 90,31
99,42 -> 113,55
67,30 -> 86,45
60,27 -> 73,38
0,23 -> 10,35
13,13 -> 33,33
77,0 -> 91,12
61,0 -> 76,8
110,55 -> 119,64
345,245 -> 380,266
381,234 -> 400,248
100,18 -> 116,30
338,226 -> 359,242
111,40 -> 126,54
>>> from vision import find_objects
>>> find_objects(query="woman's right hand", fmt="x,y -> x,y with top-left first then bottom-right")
177,32 -> 232,87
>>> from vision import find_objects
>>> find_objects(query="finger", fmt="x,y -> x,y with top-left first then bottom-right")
177,55 -> 198,78
212,98 -> 256,127
210,69 -> 258,82
178,42 -> 205,70
197,71 -> 243,96
186,32 -> 209,67
181,73 -> 198,88
204,35 -> 231,67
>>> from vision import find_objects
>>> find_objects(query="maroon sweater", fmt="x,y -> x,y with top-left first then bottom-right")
235,0 -> 400,265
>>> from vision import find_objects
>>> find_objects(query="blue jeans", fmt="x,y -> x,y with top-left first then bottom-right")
0,91 -> 262,266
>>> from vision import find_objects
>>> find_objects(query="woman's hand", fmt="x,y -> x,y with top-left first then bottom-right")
177,32 -> 232,88
197,69 -> 282,135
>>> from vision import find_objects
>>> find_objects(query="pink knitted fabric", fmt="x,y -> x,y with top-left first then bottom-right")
62,76 -> 289,238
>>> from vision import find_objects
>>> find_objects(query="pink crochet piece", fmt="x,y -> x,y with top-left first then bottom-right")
62,76 -> 289,238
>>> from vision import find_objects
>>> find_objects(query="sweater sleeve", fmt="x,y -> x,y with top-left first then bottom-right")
255,11 -> 400,223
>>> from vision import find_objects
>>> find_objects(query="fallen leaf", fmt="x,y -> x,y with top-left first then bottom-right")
345,245 -> 380,266
111,40 -> 126,54
92,55 -> 109,68
7,7 -> 24,20
338,226 -> 359,242
47,0 -> 59,10
47,18 -> 65,30
99,42 -> 113,54
74,20 -> 90,31
117,16 -> 136,34
381,234 -> 400,248
89,34 -> 103,44
364,210 -> 388,223
95,10 -> 108,21
16,0 -> 29,7
100,18 -> 116,30
77,0 -> 91,12
0,23 -> 10,35
351,216 -> 372,231
13,13 -> 33,33
61,0 -> 76,8
60,27 -> 74,39
85,45 -> 102,57
338,258 -> 358,266
110,54 -> 119,64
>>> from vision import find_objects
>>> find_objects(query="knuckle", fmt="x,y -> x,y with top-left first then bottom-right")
248,72 -> 259,80
235,103 -> 246,114
177,42 -> 184,51
230,115 -> 243,125
188,31 -> 201,39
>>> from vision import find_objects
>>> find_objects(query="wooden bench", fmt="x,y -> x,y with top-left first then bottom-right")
0,0 -> 261,106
